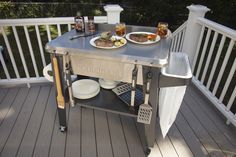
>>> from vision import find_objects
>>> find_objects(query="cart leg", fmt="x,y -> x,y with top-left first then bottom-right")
143,67 -> 159,147
51,54 -> 67,132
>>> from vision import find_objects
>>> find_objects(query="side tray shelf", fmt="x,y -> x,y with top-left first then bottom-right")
159,52 -> 193,88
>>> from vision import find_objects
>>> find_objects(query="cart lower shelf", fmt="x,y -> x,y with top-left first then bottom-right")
75,88 -> 138,117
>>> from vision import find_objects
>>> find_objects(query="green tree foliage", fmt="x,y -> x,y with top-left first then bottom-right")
0,1 -> 235,29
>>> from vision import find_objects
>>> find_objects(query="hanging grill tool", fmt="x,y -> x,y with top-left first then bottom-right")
131,64 -> 138,107
137,69 -> 153,124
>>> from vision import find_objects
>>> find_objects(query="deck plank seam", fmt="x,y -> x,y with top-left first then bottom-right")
0,88 -> 9,104
187,86 -> 236,149
119,114 -> 131,157
0,88 -> 20,127
106,112 -> 115,157
47,102 -> 58,157
31,86 -> 53,157
167,133 -> 181,157
179,107 -> 209,156
64,104 -> 71,157
186,87 -> 236,149
155,139 -> 164,157
172,122 -> 195,157
133,119 -> 146,155
0,87 -> 29,156
175,111 -> 208,156
182,100 -> 227,156
0,87 -> 40,156
93,109 -> 99,157
15,86 -> 44,157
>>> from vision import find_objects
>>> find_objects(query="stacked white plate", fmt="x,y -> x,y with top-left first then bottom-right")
99,78 -> 119,89
72,79 -> 100,99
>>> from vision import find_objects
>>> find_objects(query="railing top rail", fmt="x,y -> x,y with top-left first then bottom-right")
0,16 -> 107,26
197,17 -> 236,40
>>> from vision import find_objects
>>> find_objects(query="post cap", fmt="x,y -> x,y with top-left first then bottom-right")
187,5 -> 210,13
104,4 -> 123,12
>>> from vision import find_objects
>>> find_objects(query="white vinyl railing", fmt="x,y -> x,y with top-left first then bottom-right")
0,16 -> 107,87
170,21 -> 187,52
191,17 -> 236,126
0,4 -> 123,87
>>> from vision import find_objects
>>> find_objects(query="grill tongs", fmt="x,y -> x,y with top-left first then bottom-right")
131,64 -> 138,107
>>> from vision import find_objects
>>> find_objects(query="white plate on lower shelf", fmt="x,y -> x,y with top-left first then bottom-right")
72,79 -> 100,99
99,78 -> 118,89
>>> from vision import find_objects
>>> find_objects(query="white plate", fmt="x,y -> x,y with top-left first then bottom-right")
99,78 -> 118,89
72,79 -> 100,99
125,32 -> 161,45
90,36 -> 127,49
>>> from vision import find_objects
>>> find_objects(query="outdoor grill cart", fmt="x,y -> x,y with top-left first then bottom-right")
46,24 -> 191,155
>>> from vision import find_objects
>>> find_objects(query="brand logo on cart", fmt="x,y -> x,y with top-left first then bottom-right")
72,57 -> 124,80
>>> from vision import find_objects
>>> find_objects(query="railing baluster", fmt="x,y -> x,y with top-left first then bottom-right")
46,24 -> 51,41
201,32 -> 218,83
35,25 -> 46,67
192,26 -> 205,71
212,39 -> 235,95
24,25 -> 39,78
179,28 -> 186,51
173,35 -> 178,51
0,26 -> 20,79
170,37 -> 175,51
0,47 -> 10,79
57,24 -> 62,36
176,32 -> 181,51
196,28 -> 212,79
226,85 -> 236,111
12,26 -> 30,79
206,35 -> 226,89
219,57 -> 236,102
68,24 -> 71,31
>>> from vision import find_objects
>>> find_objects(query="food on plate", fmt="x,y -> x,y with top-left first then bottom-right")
94,31 -> 126,48
100,31 -> 112,40
129,34 -> 148,42
94,38 -> 114,47
147,34 -> 157,41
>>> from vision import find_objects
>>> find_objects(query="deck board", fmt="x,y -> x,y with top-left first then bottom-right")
0,84 -> 236,157
181,102 -> 225,156
155,121 -> 179,157
94,110 -> 113,157
65,105 -> 81,157
184,86 -> 236,156
167,123 -> 194,157
33,87 -> 57,157
0,88 -> 19,125
81,108 -> 97,157
187,85 -> 236,148
16,86 -> 51,157
121,116 -> 145,157
107,113 -> 129,157
0,87 -> 29,154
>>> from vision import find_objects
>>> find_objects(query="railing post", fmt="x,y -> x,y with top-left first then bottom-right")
104,4 -> 123,24
182,5 -> 210,66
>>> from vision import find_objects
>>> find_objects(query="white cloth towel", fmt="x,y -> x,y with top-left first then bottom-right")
159,86 -> 186,137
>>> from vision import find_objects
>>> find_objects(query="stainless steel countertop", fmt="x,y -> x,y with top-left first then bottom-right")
46,24 -> 172,67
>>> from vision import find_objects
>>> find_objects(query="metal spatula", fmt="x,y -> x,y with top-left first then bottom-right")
137,70 -> 153,124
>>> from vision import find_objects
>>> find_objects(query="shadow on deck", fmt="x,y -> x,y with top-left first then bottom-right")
0,83 -> 236,157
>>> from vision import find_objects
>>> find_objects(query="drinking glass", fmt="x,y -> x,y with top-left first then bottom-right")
87,16 -> 95,33
157,22 -> 168,38
115,23 -> 126,37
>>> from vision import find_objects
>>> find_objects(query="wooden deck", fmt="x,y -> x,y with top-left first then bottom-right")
0,83 -> 236,157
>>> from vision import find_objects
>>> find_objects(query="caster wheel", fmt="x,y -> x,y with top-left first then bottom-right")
145,148 -> 151,156
59,126 -> 67,132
